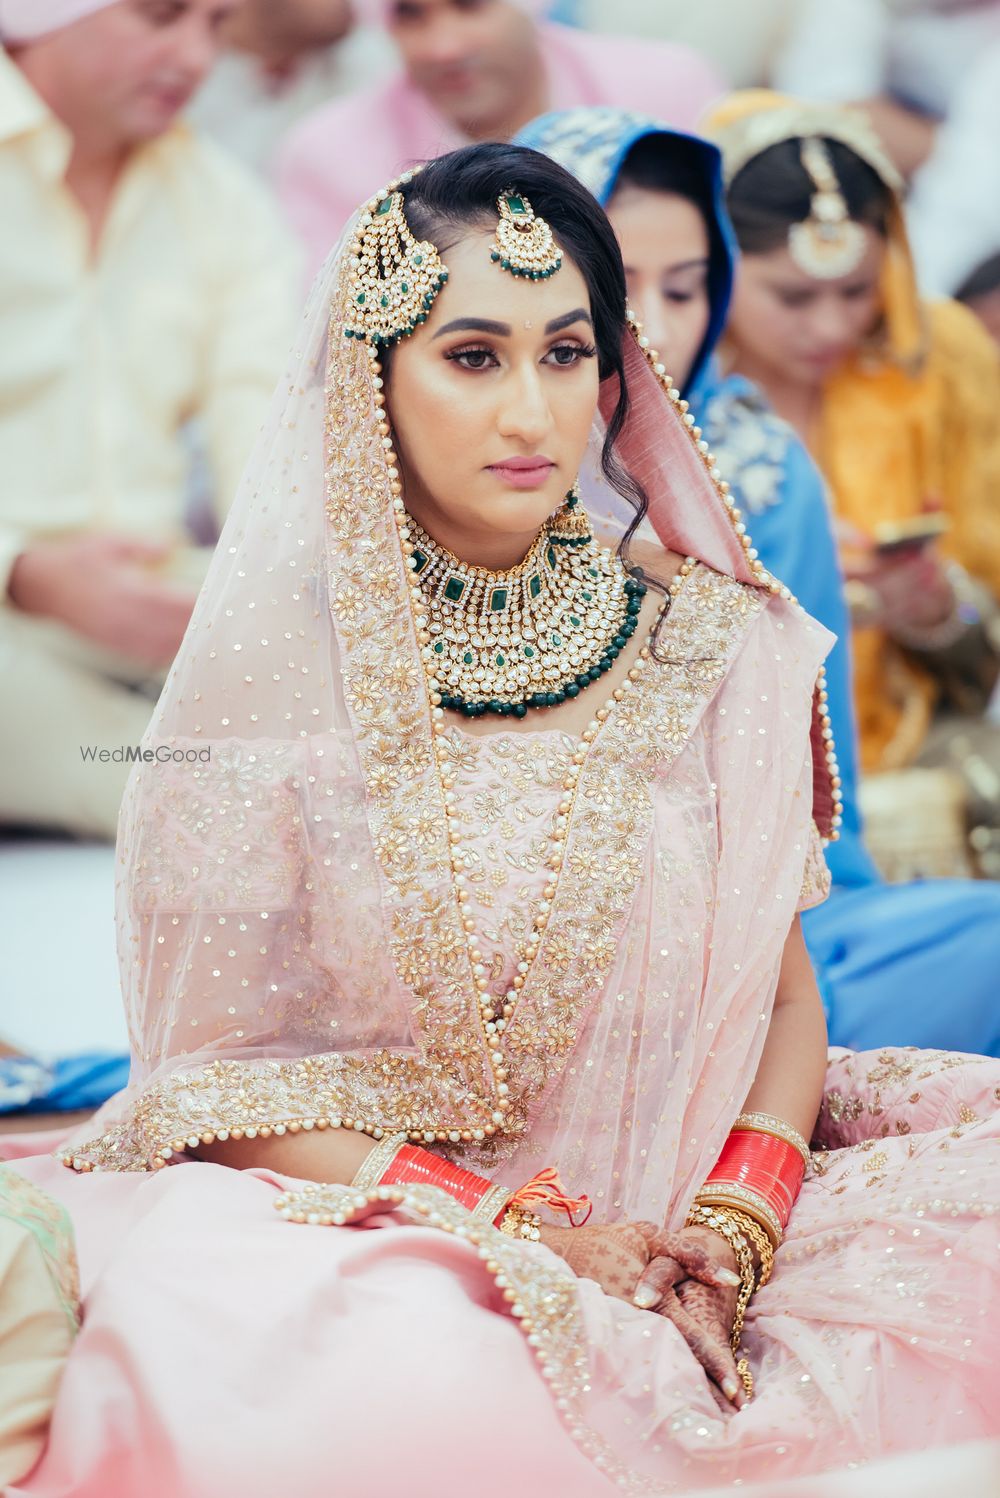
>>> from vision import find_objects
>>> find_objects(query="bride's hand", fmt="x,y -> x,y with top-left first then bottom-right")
633,1225 -> 748,1409
537,1220 -> 655,1303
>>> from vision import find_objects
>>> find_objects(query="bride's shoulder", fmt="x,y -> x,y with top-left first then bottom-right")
625,539 -> 688,589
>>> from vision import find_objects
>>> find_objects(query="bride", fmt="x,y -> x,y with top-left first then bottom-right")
10,143 -> 999,1496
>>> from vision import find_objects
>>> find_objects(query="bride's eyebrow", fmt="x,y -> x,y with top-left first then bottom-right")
432,317 -> 511,339
544,308 -> 592,334
431,308 -> 593,341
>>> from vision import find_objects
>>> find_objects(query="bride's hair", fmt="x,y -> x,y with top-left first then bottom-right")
396,143 -> 656,594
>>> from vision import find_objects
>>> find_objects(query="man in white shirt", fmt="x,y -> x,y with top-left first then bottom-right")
775,0 -> 1000,294
0,0 -> 299,839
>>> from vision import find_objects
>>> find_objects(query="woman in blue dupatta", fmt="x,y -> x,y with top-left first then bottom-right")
518,106 -> 1000,1056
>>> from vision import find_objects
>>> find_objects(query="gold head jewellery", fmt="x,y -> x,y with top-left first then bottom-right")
344,180 -> 449,348
788,137 -> 867,281
490,190 -> 563,280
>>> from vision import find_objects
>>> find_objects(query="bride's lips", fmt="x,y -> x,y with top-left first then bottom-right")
487,457 -> 556,490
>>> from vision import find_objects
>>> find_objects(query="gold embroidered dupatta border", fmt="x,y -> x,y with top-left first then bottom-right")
61,269 -> 772,1174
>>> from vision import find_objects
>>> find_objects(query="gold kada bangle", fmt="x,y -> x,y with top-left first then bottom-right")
692,1183 -> 782,1250
349,1133 -> 407,1191
686,1202 -> 771,1400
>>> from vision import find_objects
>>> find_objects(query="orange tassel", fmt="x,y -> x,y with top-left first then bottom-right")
510,1166 -> 592,1226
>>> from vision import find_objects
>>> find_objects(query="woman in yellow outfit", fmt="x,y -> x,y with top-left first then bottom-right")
706,92 -> 1000,877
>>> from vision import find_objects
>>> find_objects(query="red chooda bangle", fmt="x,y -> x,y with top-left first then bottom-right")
377,1147 -> 592,1227
704,1129 -> 805,1231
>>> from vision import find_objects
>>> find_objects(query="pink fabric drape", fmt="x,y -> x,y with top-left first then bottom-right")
0,0 -> 117,42
3,168 -> 997,1494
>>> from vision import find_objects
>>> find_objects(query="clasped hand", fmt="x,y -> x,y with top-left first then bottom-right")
539,1220 -> 749,1409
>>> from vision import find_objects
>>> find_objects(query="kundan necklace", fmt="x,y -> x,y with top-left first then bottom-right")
407,492 -> 646,718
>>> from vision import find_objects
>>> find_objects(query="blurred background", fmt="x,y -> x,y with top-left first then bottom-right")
3,0 -> 1000,1121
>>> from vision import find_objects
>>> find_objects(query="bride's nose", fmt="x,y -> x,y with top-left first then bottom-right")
495,363 -> 553,446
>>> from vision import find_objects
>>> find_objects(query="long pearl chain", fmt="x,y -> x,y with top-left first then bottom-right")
370,341 -> 693,1050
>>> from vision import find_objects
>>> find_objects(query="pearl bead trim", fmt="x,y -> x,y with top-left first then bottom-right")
271,1179 -> 642,1490
627,311 -> 843,840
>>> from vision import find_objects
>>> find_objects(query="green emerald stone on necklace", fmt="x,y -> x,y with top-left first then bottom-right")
528,573 -> 542,599
376,197 -> 394,215
490,587 -> 508,611
443,576 -> 465,602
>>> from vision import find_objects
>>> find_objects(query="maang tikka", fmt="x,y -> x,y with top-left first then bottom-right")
788,137 -> 866,280
344,180 -> 565,348
490,191 -> 563,280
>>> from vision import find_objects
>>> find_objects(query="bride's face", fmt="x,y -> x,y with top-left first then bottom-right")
385,228 -> 601,569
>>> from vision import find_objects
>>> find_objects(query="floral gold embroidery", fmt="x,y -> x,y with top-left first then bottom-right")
64,261 -> 774,1172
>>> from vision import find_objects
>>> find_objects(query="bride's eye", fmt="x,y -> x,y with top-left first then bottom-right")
446,345 -> 499,371
544,342 -> 598,367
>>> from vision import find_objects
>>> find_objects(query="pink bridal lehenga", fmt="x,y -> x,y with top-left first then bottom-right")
5,197 -> 999,1498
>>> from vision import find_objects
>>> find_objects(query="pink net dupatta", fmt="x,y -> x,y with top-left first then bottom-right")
597,329 -> 840,840
56,211 -> 839,1180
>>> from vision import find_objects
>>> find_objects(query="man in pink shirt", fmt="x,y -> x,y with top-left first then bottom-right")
277,0 -> 722,270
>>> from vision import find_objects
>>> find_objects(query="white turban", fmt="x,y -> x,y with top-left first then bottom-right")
0,0 -> 120,43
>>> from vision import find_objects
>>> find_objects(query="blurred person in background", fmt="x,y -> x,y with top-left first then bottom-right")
276,0 -> 722,272
956,251 -> 1000,352
774,0 -> 1000,297
189,0 -> 394,174
577,0 -> 802,91
0,0 -> 298,841
705,92 -> 1000,881
520,105 -> 1000,1057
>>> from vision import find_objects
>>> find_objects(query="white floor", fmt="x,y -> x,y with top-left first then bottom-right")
699,1439 -> 1000,1497
0,840 -> 127,1057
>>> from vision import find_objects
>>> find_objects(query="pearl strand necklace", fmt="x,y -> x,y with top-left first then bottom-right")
437,565 -> 695,1042
371,340 -> 695,1059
